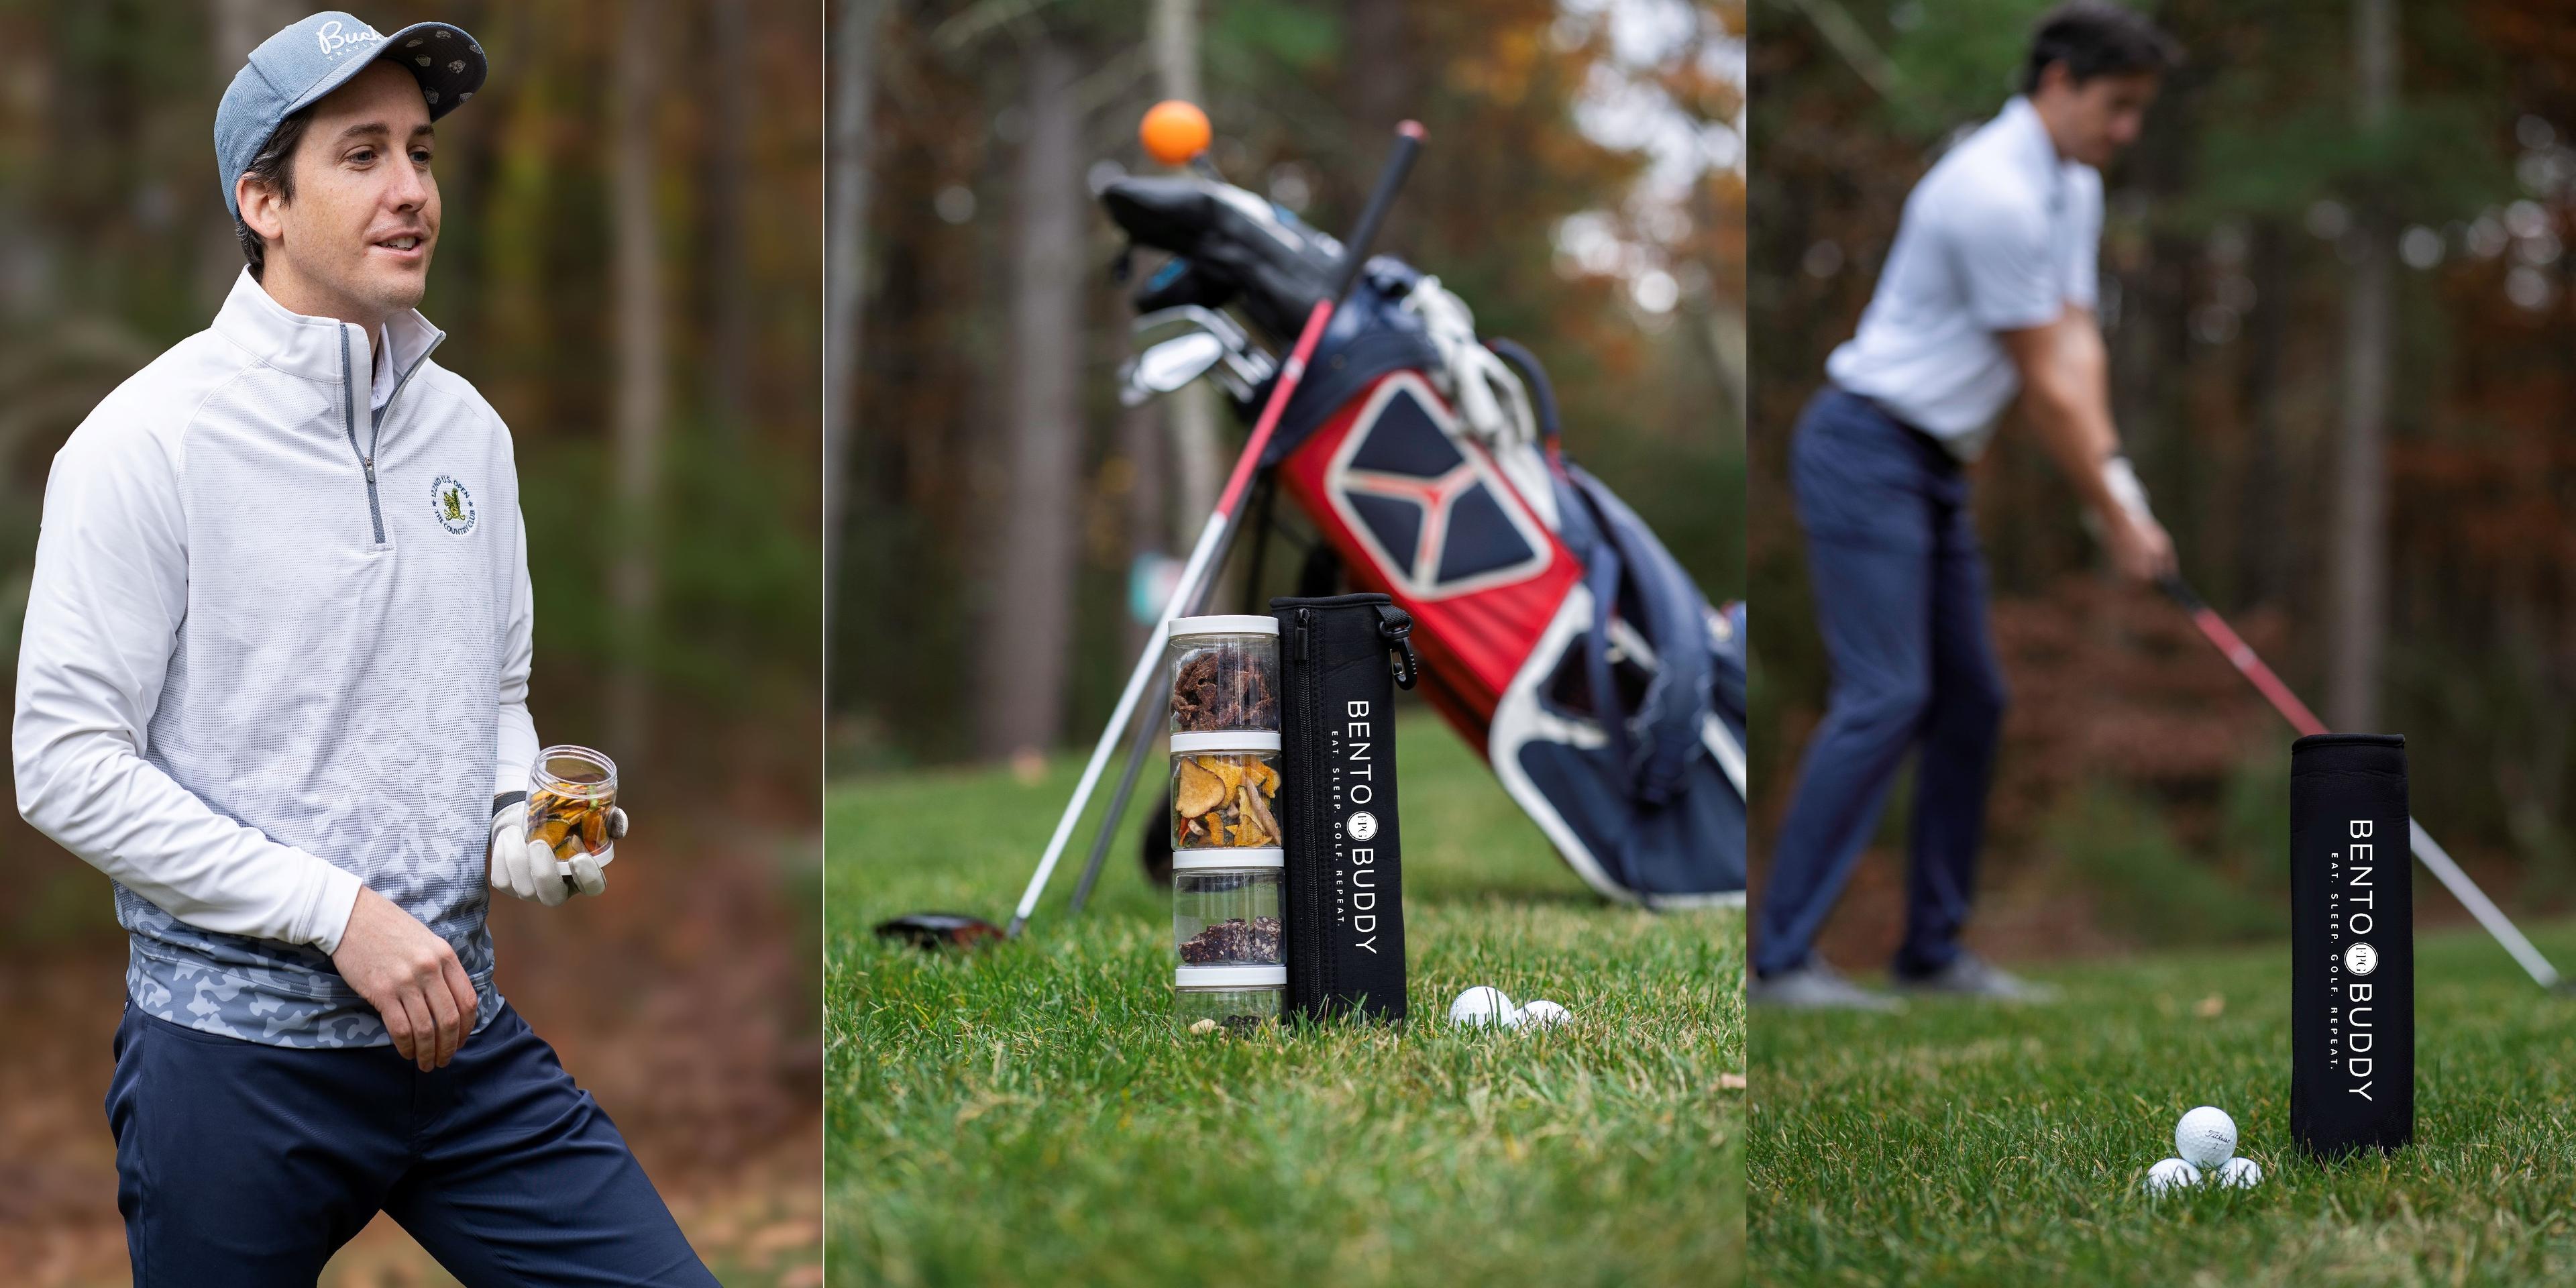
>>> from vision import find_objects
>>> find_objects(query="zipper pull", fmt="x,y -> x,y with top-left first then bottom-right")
1295,608 -> 1311,663
1376,605 -> 1417,690
363,456 -> 377,484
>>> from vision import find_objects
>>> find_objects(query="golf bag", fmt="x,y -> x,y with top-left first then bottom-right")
1104,175 -> 1746,906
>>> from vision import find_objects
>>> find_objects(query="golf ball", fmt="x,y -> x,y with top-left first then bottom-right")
2175,1106 -> 2238,1170
2214,1157 -> 2263,1189
1518,999 -> 1570,1028
2142,1157 -> 2202,1196
1448,985 -> 1517,1027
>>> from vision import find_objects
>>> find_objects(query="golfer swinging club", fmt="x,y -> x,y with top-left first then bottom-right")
1752,3 -> 2184,1010
12,14 -> 715,1283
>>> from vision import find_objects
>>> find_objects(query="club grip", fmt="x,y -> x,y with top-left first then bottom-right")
1328,121 -> 1426,303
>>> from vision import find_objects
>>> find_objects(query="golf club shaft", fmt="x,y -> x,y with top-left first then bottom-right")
1010,122 -> 1426,934
2161,576 -> 2563,989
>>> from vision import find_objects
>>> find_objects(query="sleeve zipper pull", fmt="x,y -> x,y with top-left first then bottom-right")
1376,605 -> 1417,690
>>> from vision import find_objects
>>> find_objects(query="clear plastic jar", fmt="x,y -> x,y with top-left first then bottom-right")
1176,965 -> 1284,1032
528,745 -> 618,875
1174,848 -> 1283,966
1167,614 -> 1280,733
1170,732 -> 1283,851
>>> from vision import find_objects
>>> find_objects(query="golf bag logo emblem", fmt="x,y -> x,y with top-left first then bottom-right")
1347,810 -> 1379,842
430,475 -> 476,535
2344,941 -> 2377,976
1324,376 -> 1552,602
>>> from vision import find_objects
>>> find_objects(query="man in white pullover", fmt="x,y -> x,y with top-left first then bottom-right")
12,13 -> 714,1284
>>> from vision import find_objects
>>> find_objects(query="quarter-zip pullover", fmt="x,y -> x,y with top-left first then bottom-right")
15,270 -> 538,1048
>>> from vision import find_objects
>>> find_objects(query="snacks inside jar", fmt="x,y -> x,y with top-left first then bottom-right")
1173,849 -> 1283,965
1169,731 -> 1282,851
1166,615 -> 1279,733
1175,965 -> 1284,1032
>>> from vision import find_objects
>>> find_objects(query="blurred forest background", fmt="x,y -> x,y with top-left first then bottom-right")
0,1 -> 822,1283
830,0 -> 1747,775
1750,0 -> 2576,965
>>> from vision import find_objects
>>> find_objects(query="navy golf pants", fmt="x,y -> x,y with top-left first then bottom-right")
107,1000 -> 718,1287
1755,386 -> 2007,980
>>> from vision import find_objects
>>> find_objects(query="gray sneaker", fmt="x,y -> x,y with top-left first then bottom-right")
1750,958 -> 1904,1012
1890,952 -> 2060,1004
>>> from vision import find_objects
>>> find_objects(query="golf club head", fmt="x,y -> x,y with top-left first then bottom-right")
1122,331 -> 1228,405
873,912 -> 1007,951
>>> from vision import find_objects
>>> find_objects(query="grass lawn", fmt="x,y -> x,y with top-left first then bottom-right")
825,714 -> 1743,1287
1752,919 -> 2576,1285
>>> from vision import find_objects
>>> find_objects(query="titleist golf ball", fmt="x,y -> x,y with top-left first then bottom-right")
1517,999 -> 1570,1028
2214,1157 -> 2263,1189
2142,1157 -> 2202,1196
2176,1106 -> 2237,1170
1448,985 -> 1516,1027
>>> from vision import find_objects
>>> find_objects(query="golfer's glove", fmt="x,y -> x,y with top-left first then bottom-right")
488,800 -> 626,906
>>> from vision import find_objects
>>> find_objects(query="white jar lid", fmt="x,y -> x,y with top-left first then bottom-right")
1169,614 -> 1279,639
1175,964 -> 1287,989
1171,730 -> 1281,755
1173,846 -> 1283,871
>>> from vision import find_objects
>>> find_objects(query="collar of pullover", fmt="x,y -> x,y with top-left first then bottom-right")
213,269 -> 445,391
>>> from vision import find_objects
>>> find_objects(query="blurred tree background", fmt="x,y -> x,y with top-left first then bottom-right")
830,0 -> 1747,773
0,2 -> 822,1281
1750,0 -> 2576,965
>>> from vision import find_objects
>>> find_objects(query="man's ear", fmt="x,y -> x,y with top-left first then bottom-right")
2035,60 -> 2073,101
237,174 -> 286,244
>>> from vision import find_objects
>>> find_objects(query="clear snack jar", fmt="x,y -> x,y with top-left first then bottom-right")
1173,847 -> 1283,966
1170,731 -> 1283,851
528,745 -> 618,877
1167,614 -> 1280,733
1175,964 -> 1285,1032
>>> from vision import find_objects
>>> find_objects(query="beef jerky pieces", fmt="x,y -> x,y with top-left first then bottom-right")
1169,649 -> 1278,732
1165,616 -> 1281,733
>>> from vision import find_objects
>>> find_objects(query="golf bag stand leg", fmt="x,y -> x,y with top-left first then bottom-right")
1067,484 -> 1267,913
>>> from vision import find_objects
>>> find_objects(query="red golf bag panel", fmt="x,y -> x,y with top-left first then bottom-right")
1274,370 -> 1582,752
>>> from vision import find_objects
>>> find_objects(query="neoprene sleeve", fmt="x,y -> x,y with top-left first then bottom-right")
2290,733 -> 2414,1158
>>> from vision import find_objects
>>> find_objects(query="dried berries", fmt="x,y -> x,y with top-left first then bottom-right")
1173,755 -> 1281,847
1170,648 -> 1276,733
1178,916 -> 1281,964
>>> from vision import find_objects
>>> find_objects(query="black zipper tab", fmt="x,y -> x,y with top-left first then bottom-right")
1376,605 -> 1417,690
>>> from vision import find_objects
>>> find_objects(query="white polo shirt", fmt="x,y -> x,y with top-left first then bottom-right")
1825,96 -> 2102,459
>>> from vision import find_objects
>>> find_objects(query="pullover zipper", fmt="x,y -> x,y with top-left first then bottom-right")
341,324 -> 446,546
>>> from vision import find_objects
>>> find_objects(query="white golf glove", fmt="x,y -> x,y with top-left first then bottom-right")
488,800 -> 625,906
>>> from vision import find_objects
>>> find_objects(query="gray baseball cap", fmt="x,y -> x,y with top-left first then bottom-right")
215,12 -> 488,219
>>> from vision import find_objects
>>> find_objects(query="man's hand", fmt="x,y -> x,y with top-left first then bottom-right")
2099,504 -> 2176,582
489,802 -> 624,906
330,886 -> 478,1070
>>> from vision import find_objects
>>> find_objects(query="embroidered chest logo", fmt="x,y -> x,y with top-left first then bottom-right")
431,475 -> 477,535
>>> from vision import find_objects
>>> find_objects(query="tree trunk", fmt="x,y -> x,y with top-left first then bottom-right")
2328,0 -> 2395,731
609,0 -> 667,761
975,40 -> 1086,759
1150,0 -> 1221,560
824,0 -> 885,677
706,0 -> 755,441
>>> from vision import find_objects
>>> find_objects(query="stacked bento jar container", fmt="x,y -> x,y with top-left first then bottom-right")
1166,615 -> 1284,1030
